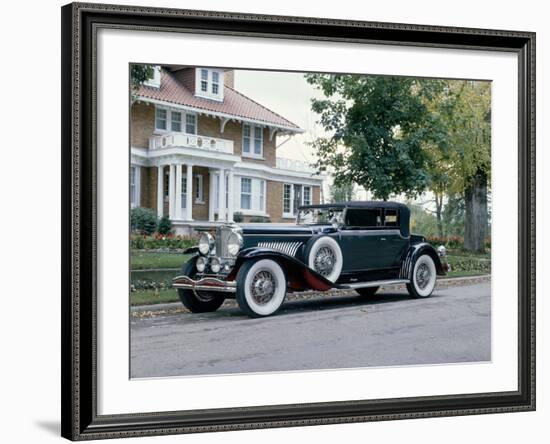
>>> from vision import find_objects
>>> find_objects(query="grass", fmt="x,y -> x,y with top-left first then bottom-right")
131,289 -> 180,306
130,252 -> 191,270
129,249 -> 490,306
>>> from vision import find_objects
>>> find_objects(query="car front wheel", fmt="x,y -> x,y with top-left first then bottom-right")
236,258 -> 287,318
177,258 -> 226,312
406,254 -> 437,298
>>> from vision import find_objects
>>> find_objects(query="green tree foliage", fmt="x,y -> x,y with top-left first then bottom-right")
157,215 -> 173,235
329,181 -> 356,203
130,64 -> 154,98
306,74 -> 443,200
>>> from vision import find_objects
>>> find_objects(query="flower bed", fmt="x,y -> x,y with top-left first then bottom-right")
130,233 -> 198,250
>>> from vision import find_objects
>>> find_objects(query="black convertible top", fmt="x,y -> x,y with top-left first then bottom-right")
298,201 -> 411,236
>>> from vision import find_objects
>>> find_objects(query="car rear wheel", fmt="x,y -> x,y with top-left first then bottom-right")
236,259 -> 287,318
356,286 -> 380,297
406,254 -> 437,298
177,258 -> 226,312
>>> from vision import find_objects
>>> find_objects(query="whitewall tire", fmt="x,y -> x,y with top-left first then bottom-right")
406,254 -> 437,298
306,236 -> 343,283
236,259 -> 287,317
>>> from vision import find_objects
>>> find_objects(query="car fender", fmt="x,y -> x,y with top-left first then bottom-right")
183,246 -> 199,255
228,247 -> 334,292
400,242 -> 446,279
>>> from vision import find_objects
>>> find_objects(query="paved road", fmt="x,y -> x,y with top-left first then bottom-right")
130,283 -> 491,378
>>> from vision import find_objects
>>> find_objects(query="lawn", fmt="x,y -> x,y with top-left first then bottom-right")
129,249 -> 490,306
130,252 -> 191,270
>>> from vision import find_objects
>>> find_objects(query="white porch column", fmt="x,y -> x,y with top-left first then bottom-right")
208,169 -> 216,222
227,170 -> 234,222
168,164 -> 175,220
156,165 -> 164,218
218,168 -> 226,221
186,164 -> 193,221
174,164 -> 182,220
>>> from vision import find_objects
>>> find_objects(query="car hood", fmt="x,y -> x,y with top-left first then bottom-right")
239,223 -> 335,236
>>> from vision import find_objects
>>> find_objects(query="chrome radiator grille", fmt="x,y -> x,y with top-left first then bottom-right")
215,226 -> 232,258
258,241 -> 302,257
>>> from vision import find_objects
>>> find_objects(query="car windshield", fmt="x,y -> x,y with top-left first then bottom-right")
297,208 -> 344,225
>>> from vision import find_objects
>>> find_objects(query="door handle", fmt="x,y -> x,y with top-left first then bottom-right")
380,237 -> 387,241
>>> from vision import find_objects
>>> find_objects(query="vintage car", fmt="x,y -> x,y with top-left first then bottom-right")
173,201 -> 448,317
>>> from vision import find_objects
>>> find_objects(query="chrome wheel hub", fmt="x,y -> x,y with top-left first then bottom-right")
416,262 -> 431,290
314,246 -> 336,277
250,270 -> 277,305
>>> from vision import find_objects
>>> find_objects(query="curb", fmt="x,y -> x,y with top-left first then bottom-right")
130,274 -> 491,314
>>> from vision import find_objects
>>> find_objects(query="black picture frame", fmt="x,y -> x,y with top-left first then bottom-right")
61,2 -> 536,440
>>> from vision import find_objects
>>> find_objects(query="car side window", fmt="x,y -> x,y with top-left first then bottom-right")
384,209 -> 399,227
345,208 -> 382,228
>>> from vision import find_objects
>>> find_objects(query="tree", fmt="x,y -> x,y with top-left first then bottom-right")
329,181 -> 356,203
441,81 -> 491,251
305,74 -> 439,201
130,64 -> 154,100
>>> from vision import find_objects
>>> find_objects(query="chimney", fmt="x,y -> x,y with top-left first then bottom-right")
224,70 -> 234,88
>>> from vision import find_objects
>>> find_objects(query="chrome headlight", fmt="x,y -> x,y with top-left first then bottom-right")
198,233 -> 214,255
196,256 -> 207,272
210,257 -> 221,273
437,245 -> 447,257
227,232 -> 243,257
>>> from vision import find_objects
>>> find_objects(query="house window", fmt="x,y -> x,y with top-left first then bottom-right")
171,111 -> 182,132
237,177 -> 265,213
194,174 -> 204,203
212,71 -> 219,94
180,175 -> 187,209
240,178 -> 252,210
185,114 -> 197,134
283,184 -> 314,217
196,68 -> 224,100
200,69 -> 208,92
155,106 -> 197,134
303,186 -> 312,206
155,108 -> 167,130
130,166 -> 140,208
283,184 -> 292,214
242,124 -> 263,157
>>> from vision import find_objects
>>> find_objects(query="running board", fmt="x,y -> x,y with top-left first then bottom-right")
337,279 -> 410,290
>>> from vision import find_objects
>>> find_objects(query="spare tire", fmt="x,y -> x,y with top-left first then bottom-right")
305,236 -> 343,283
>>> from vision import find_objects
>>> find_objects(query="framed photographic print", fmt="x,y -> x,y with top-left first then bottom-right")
61,2 -> 535,440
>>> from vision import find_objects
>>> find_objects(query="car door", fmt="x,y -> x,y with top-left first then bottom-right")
340,208 -> 386,272
380,208 -> 409,267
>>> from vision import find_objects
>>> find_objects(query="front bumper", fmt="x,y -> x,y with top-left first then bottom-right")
172,275 -> 237,293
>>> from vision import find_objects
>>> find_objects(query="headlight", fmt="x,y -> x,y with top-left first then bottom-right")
437,245 -> 447,257
196,256 -> 207,272
198,233 -> 214,255
227,232 -> 243,256
210,257 -> 221,273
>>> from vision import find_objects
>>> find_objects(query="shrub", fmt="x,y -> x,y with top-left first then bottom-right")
249,216 -> 271,223
157,216 -> 173,235
233,212 -> 244,223
130,207 -> 158,235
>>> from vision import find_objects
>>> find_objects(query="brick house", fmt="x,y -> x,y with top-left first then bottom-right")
130,66 -> 324,233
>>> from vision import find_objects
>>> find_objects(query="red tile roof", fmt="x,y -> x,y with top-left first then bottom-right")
137,70 -> 302,131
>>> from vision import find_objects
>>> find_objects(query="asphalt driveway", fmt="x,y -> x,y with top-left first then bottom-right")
130,282 -> 491,378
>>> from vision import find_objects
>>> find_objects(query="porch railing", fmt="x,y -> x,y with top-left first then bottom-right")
276,157 -> 317,173
149,133 -> 234,155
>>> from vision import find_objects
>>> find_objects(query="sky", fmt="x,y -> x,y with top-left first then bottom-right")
233,69 -> 328,164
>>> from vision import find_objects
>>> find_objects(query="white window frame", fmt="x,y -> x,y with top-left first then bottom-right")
194,174 -> 204,204
195,68 -> 224,101
180,174 -> 188,209
236,176 -> 267,215
242,123 -> 264,159
130,166 -> 141,208
240,178 -> 252,210
154,106 -> 197,134
282,184 -> 313,218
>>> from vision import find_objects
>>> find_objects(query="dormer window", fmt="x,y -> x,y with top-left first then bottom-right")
143,65 -> 161,88
195,68 -> 224,101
